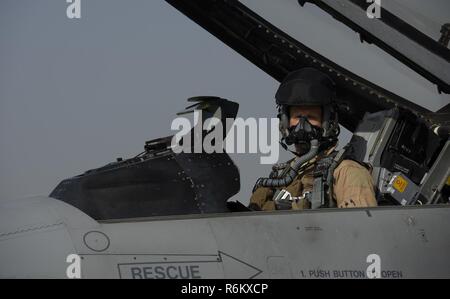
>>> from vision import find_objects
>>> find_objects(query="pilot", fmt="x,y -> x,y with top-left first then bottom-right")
249,67 -> 378,211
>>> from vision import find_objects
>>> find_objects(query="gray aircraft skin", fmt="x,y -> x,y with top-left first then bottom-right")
1,0 -> 450,279
1,196 -> 450,279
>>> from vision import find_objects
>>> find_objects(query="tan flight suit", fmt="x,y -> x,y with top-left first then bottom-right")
249,158 -> 378,211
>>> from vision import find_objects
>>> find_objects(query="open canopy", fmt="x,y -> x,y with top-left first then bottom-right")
166,0 -> 449,132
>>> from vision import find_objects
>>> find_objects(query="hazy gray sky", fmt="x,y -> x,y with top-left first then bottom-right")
1,0 -> 449,204
0,0 -> 283,202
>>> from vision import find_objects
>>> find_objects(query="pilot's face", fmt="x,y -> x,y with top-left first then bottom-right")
289,105 -> 322,128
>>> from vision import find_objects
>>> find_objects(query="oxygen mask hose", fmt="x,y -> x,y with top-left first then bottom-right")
254,139 -> 319,190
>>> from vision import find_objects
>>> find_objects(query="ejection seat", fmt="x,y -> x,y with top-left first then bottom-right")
345,108 -> 448,206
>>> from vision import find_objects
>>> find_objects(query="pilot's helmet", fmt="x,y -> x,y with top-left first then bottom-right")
275,67 -> 340,148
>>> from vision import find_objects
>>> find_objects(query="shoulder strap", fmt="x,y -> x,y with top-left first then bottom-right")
311,146 -> 350,209
311,151 -> 338,209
